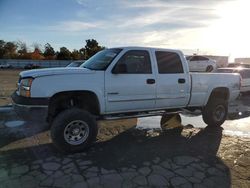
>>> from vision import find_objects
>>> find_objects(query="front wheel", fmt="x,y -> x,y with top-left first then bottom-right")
50,108 -> 98,153
202,99 -> 228,127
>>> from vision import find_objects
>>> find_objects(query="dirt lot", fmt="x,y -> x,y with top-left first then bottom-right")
0,70 -> 20,106
0,120 -> 249,188
0,70 -> 250,187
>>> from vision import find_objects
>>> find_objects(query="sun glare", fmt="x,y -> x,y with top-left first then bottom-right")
203,0 -> 250,59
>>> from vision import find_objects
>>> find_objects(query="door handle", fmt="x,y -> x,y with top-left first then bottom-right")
147,79 -> 155,84
178,78 -> 185,84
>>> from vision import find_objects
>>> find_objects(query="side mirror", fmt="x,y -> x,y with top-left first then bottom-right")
112,64 -> 127,74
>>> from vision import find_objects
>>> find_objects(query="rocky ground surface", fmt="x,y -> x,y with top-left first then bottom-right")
0,118 -> 249,188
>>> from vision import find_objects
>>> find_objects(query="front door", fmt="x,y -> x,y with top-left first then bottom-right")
105,50 -> 156,113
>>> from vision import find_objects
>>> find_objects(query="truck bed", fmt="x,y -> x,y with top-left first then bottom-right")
189,72 -> 241,107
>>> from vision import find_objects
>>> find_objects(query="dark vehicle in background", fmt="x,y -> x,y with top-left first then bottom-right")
0,62 -> 12,69
216,68 -> 250,93
66,60 -> 84,67
227,63 -> 250,68
24,63 -> 41,69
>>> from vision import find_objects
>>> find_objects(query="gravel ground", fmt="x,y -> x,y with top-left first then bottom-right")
0,70 -> 249,187
0,119 -> 249,188
0,70 -> 20,106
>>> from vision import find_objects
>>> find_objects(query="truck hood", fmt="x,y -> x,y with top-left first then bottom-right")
20,67 -> 95,78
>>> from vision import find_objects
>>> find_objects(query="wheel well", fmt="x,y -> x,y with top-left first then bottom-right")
206,65 -> 213,72
207,87 -> 229,104
47,91 -> 100,123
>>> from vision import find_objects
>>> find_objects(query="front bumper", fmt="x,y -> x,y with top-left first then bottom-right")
11,92 -> 49,121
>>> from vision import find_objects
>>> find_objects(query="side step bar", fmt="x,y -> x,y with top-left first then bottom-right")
101,110 -> 181,120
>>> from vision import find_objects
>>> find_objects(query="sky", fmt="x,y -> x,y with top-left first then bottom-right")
0,0 -> 250,60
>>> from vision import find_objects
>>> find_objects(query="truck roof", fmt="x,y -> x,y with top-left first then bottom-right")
110,46 -> 182,53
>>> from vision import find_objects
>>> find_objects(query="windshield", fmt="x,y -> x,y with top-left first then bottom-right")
81,48 -> 122,70
67,61 -> 83,67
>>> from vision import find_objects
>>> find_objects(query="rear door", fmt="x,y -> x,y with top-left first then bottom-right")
105,49 -> 156,113
154,50 -> 190,108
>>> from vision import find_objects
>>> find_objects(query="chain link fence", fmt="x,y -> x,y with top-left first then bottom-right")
0,59 -> 74,68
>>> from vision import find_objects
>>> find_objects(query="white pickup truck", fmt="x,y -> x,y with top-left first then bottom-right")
12,47 -> 241,152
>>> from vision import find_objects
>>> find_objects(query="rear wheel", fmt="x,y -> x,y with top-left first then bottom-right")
202,99 -> 228,127
50,108 -> 98,153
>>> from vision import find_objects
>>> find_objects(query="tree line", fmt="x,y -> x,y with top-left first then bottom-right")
0,39 -> 105,60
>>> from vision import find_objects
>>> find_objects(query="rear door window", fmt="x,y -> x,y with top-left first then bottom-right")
155,51 -> 184,74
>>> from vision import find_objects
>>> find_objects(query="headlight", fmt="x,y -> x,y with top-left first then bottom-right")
19,78 -> 33,97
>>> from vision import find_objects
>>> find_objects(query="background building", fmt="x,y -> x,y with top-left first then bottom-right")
235,58 -> 250,64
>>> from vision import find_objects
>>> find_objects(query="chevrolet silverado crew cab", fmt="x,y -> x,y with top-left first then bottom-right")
12,47 -> 241,153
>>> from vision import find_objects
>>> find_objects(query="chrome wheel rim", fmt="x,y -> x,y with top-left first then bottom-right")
64,120 -> 89,145
213,105 -> 225,122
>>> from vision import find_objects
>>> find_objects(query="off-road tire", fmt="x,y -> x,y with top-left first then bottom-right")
202,99 -> 228,127
50,108 -> 98,153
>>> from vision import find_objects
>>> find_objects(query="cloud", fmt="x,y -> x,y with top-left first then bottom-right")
113,7 -> 215,32
75,0 -> 85,5
48,21 -> 101,32
42,0 -> 237,54
122,0 -> 232,8
66,0 -> 229,52
73,0 -> 221,32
